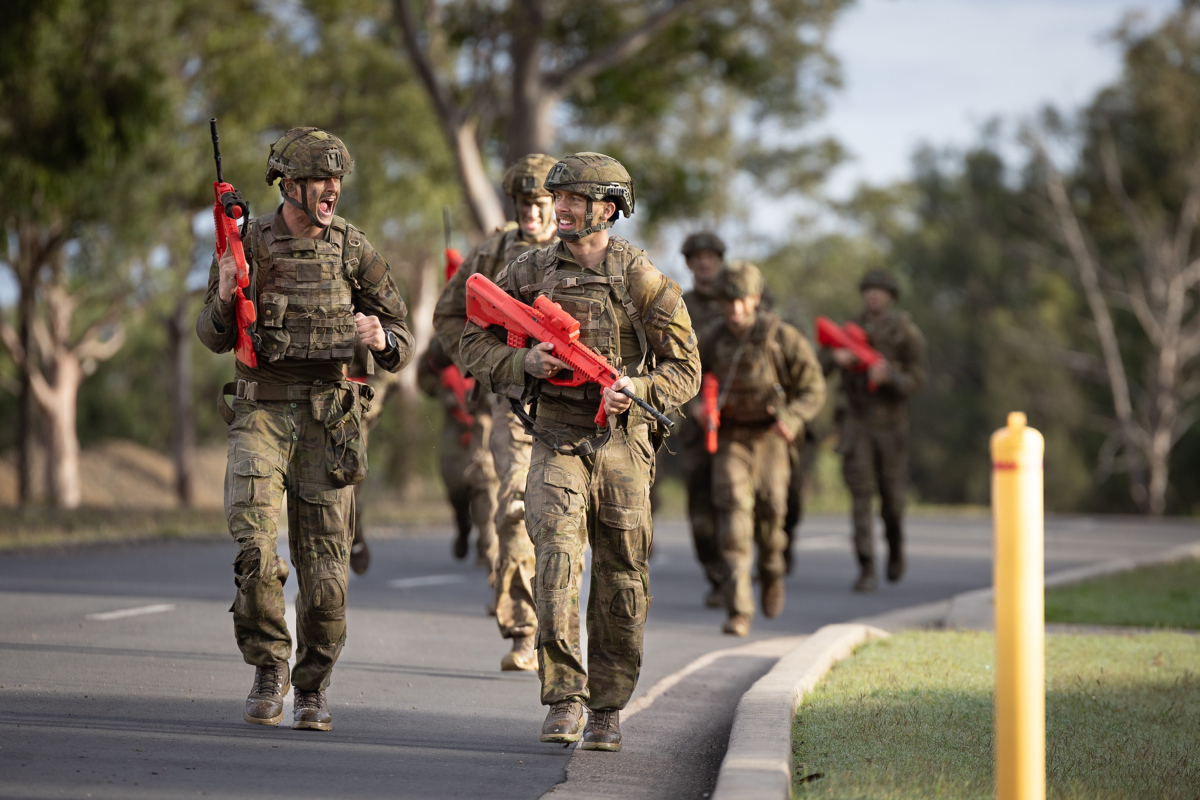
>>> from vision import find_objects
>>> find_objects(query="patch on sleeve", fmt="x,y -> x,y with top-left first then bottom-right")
360,251 -> 388,287
646,279 -> 683,329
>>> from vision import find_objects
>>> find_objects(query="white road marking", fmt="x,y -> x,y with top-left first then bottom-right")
388,574 -> 467,590
86,603 -> 176,621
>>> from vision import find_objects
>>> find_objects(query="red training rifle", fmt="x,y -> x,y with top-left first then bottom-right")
700,373 -> 720,454
210,118 -> 257,367
465,273 -> 675,430
815,316 -> 883,391
440,205 -> 474,430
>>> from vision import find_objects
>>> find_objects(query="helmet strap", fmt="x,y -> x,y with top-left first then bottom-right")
281,178 -> 327,229
558,197 -> 613,242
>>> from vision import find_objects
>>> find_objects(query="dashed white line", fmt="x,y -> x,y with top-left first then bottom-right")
86,603 -> 176,621
387,574 -> 466,590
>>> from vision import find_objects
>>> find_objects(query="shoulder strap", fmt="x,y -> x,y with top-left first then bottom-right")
605,240 -> 650,373
339,221 -> 365,288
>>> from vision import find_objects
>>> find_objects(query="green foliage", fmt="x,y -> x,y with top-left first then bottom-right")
794,631 -> 1200,799
1046,559 -> 1200,629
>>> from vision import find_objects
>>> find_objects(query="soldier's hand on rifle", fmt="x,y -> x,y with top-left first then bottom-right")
832,347 -> 857,368
603,376 -> 635,416
771,419 -> 796,444
217,249 -> 238,303
355,312 -> 387,351
524,342 -> 571,379
867,358 -> 890,386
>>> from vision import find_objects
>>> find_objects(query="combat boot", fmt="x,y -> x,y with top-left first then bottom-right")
580,709 -> 622,752
244,663 -> 290,726
453,528 -> 470,560
540,699 -> 585,742
887,549 -> 905,583
500,634 -> 537,672
350,532 -> 370,575
704,586 -> 723,609
852,563 -> 877,593
723,613 -> 751,637
293,688 -> 332,731
761,577 -> 785,619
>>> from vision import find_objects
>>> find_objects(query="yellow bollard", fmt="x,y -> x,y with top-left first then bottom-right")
991,412 -> 1045,800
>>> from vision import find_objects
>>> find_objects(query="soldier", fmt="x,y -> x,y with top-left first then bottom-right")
694,261 -> 825,637
677,232 -> 727,608
460,152 -> 700,752
196,128 -> 414,731
819,269 -> 927,593
433,154 -> 559,671
415,336 -> 498,570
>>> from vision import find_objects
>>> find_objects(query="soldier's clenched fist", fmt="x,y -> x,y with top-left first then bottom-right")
355,312 -> 387,351
217,249 -> 238,303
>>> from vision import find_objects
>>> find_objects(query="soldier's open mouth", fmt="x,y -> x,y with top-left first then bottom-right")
318,198 -> 336,216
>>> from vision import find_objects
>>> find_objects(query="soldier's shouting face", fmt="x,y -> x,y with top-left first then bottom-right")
553,191 -> 615,238
284,176 -> 341,228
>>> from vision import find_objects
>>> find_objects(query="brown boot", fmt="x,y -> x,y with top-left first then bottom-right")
580,709 -> 622,752
761,577 -> 785,619
500,634 -> 537,672
853,563 -> 878,593
244,663 -> 289,726
292,688 -> 332,731
887,549 -> 905,583
723,613 -> 751,637
540,699 -> 585,743
349,535 -> 370,576
704,586 -> 724,609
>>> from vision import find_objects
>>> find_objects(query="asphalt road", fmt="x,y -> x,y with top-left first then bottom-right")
1,511 -> 1196,800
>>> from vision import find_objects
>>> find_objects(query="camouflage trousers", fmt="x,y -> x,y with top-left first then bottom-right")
527,419 -> 654,711
225,397 -> 353,692
454,412 -> 499,567
712,426 -> 791,619
840,420 -> 908,567
489,395 -> 536,639
682,441 -> 722,591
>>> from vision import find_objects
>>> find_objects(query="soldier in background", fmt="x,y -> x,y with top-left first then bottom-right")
694,261 -> 824,637
677,232 -> 727,607
433,154 -> 558,671
415,336 -> 498,571
819,269 -> 927,593
460,152 -> 700,752
196,127 -> 414,731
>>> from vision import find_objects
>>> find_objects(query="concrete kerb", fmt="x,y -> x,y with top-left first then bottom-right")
710,624 -> 889,800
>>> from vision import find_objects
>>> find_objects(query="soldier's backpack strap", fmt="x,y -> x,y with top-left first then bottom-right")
604,240 -> 650,373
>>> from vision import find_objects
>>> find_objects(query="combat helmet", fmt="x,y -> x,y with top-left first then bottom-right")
265,127 -> 354,228
502,154 -> 558,199
681,232 -> 726,259
858,269 -> 900,298
715,260 -> 764,300
543,152 -> 635,241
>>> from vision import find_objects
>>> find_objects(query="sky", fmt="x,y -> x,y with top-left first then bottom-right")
815,0 -> 1178,199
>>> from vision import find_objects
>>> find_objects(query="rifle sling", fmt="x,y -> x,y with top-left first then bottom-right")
508,398 -> 612,456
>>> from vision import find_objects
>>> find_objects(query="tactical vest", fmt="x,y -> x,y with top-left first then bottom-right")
246,214 -> 364,363
708,313 -> 787,427
509,238 -> 652,405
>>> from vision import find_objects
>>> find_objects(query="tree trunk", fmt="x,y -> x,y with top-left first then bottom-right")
452,122 -> 506,235
506,0 -> 557,163
36,356 -> 83,509
168,295 -> 196,508
1146,426 -> 1171,517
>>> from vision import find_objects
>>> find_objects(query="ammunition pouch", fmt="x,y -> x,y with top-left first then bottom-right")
311,380 -> 374,487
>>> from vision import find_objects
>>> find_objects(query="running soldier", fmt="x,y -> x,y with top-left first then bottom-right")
694,261 -> 824,636
460,152 -> 700,751
196,128 -> 414,731
433,154 -> 558,670
819,269 -> 927,592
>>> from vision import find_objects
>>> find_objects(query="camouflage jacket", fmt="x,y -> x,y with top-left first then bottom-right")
697,312 -> 825,436
196,208 -> 414,384
819,307 -> 926,426
459,237 -> 701,432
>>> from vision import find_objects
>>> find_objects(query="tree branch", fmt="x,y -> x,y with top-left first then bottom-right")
1121,279 -> 1163,347
0,309 -> 25,368
549,0 -> 695,91
1100,133 -> 1160,271
392,0 -> 461,130
74,322 -> 126,363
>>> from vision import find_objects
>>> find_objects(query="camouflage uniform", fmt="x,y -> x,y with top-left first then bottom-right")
416,336 -> 498,565
820,270 -> 927,578
196,128 -> 413,699
460,224 -> 699,709
698,263 -> 824,623
345,338 -> 400,575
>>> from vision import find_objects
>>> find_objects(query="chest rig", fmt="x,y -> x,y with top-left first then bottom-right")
514,238 -> 652,404
246,214 -> 363,363
710,313 -> 787,426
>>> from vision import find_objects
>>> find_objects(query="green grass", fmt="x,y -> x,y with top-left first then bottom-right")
793,631 -> 1200,799
0,507 -> 228,551
1045,559 -> 1200,629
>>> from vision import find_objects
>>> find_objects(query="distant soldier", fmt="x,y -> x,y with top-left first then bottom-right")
196,128 -> 414,730
678,232 -> 727,607
433,154 -> 558,671
819,269 -> 927,592
461,152 -> 700,752
694,261 -> 825,636
415,336 -> 498,570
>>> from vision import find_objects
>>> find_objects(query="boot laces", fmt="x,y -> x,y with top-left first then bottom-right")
254,664 -> 285,695
295,689 -> 324,711
550,699 -> 579,719
591,709 -> 617,730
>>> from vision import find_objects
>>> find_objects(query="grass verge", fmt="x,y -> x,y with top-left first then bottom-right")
1045,558 -> 1200,629
0,507 -> 228,551
793,630 -> 1200,799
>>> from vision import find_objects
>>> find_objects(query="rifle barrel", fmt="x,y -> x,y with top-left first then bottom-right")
210,118 -> 223,183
